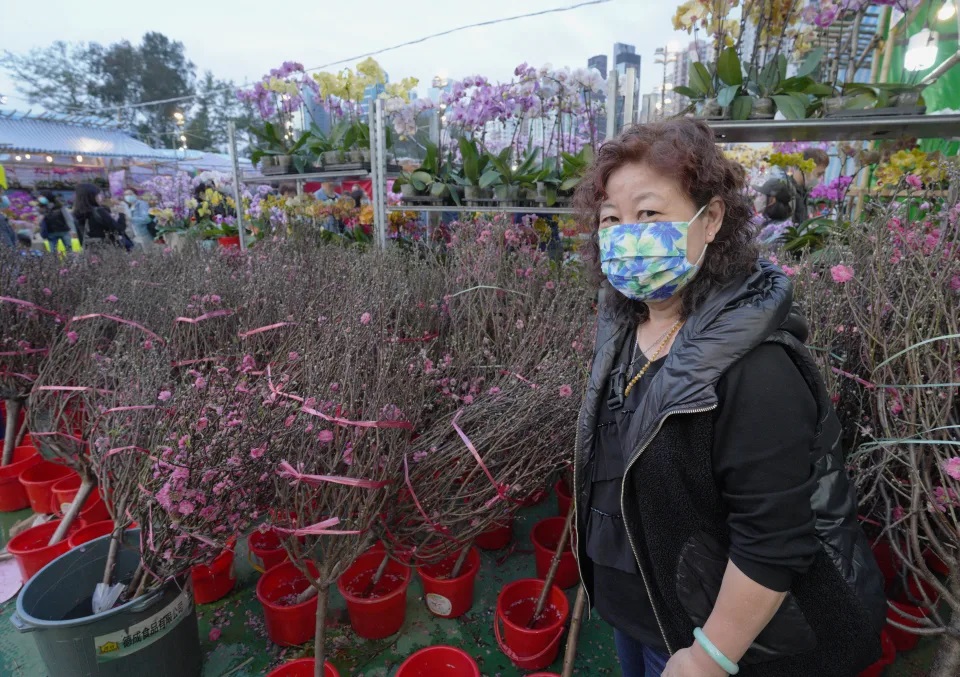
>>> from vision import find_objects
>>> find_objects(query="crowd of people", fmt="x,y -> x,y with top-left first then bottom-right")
0,178 -> 156,255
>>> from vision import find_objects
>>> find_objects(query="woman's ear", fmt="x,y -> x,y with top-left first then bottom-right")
704,197 -> 725,243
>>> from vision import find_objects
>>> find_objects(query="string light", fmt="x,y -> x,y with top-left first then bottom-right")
45,156 -> 53,163
75,155 -> 83,162
24,154 -> 31,159
14,155 -> 21,161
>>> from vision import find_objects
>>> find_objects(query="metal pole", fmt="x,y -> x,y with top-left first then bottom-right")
227,121 -> 247,251
623,66 -> 637,127
376,99 -> 388,248
606,68 -> 618,138
369,103 -> 381,245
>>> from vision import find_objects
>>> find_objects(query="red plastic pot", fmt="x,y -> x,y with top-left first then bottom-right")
256,560 -> 319,646
248,528 -> 289,573
475,517 -> 513,551
418,547 -> 480,619
67,520 -> 115,548
0,445 -> 42,512
192,546 -> 237,604
521,487 -> 548,507
266,658 -> 339,677
51,476 -> 111,523
858,630 -> 896,677
555,479 -> 571,517
7,518 -> 85,582
337,551 -> 411,639
396,646 -> 480,676
923,548 -> 951,576
899,573 -> 940,607
51,474 -> 81,515
218,236 -> 241,249
495,578 -> 569,671
19,461 -> 74,514
887,600 -> 929,651
531,517 -> 579,589
870,538 -> 900,590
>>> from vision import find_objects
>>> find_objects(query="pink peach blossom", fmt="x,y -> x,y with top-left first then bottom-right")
830,264 -> 854,284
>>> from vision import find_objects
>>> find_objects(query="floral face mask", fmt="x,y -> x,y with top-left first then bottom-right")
598,205 -> 708,302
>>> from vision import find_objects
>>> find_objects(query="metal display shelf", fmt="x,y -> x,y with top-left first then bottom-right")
239,170 -> 371,184
708,114 -> 960,143
386,205 -> 576,214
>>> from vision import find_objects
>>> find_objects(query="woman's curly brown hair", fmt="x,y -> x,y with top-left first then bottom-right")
575,118 -> 759,323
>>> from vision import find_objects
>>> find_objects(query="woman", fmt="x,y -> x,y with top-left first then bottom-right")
753,178 -> 794,245
572,119 -> 886,677
72,183 -> 124,248
123,188 -> 154,249
37,191 -> 73,252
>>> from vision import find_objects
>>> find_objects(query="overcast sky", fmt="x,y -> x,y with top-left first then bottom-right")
0,0 -> 692,115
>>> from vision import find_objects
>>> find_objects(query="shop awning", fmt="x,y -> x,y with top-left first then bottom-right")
0,112 -> 171,159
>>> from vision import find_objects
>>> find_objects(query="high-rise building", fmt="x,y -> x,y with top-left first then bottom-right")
588,54 -> 608,79
428,76 -> 454,105
361,72 -> 389,115
613,43 -> 641,130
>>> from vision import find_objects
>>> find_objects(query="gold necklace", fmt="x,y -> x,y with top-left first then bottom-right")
623,319 -> 683,398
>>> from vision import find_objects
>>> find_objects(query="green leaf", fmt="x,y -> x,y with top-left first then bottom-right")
796,47 -> 825,78
689,62 -> 712,96
804,83 -> 836,98
673,85 -> 702,99
776,55 -> 788,84
545,185 -> 557,207
845,92 -> 876,110
560,176 -> 581,192
717,48 -> 743,87
717,85 -> 739,108
479,169 -> 501,189
459,138 -> 480,184
779,76 -> 815,93
730,96 -> 753,120
758,59 -> 780,94
429,182 -> 447,198
772,94 -> 809,120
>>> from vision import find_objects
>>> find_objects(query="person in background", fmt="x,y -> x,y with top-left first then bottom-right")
38,192 -> 73,253
72,183 -> 125,248
16,230 -> 42,256
349,186 -> 367,208
124,188 -> 153,250
313,182 -> 337,202
0,181 -> 16,249
788,149 -> 829,224
754,178 -> 795,245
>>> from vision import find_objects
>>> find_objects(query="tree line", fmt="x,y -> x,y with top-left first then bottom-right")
1,33 -> 257,153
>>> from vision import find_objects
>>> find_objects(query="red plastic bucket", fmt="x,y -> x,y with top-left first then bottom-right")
7,518 -> 85,582
256,560 -> 319,646
858,630 -> 896,677
19,461 -> 74,514
887,600 -> 929,651
923,548 -> 951,576
67,520 -> 114,548
521,487 -> 549,507
396,646 -> 480,676
870,538 -> 900,590
418,548 -> 480,619
0,446 -> 42,512
51,474 -> 81,515
218,236 -> 241,249
900,573 -> 940,607
248,528 -> 289,573
192,546 -> 237,604
337,551 -> 411,639
495,578 -> 569,670
266,658 -> 339,676
79,489 -> 111,523
555,479 -> 571,517
475,517 -> 513,551
531,517 -> 579,589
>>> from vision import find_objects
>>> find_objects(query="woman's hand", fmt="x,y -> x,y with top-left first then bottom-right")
662,646 -> 729,677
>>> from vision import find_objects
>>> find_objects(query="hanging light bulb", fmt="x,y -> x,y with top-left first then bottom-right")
45,155 -> 53,163
905,29 -> 940,71
938,0 -> 956,21
14,155 -> 21,161
24,154 -> 31,159
76,155 -> 83,162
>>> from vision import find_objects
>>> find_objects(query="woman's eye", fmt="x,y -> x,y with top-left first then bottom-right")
600,215 -> 619,225
638,210 -> 659,220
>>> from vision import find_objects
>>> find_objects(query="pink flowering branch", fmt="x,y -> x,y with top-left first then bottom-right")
276,460 -> 390,489
68,314 -> 166,345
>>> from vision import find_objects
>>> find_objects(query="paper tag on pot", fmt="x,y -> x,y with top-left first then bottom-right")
93,585 -> 192,662
426,593 -> 452,617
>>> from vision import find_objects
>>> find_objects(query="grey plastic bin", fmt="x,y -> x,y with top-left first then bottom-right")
11,529 -> 202,676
